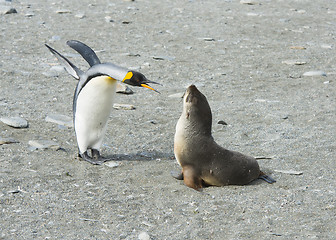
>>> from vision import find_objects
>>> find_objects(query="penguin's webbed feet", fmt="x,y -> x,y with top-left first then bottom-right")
79,150 -> 107,165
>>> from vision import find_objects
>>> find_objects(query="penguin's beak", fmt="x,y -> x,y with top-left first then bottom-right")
141,80 -> 161,94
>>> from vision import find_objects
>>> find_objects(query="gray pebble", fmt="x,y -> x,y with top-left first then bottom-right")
200,37 -> 215,41
0,6 -> 17,14
104,161 -> 120,168
113,103 -> 136,110
45,114 -> 73,127
152,56 -> 175,61
274,169 -> 303,175
138,232 -> 150,240
217,120 -> 228,125
116,83 -> 134,94
303,71 -> 327,77
122,52 -> 141,57
105,16 -> 114,23
0,116 -> 28,128
0,137 -> 19,145
56,9 -> 71,14
321,44 -> 332,49
28,140 -> 60,150
75,13 -> 85,19
25,12 -> 35,17
240,0 -> 258,5
282,60 -> 307,65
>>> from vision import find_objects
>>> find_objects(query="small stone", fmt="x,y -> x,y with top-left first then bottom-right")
28,140 -> 60,150
0,116 -> 28,128
0,6 -> 17,14
240,0 -> 258,5
303,71 -> 327,77
104,161 -> 120,168
282,60 -> 307,65
113,103 -> 136,110
0,137 -> 19,145
290,46 -> 306,50
116,83 -> 134,94
168,92 -> 184,98
56,9 -> 71,14
321,44 -> 332,49
274,170 -> 303,175
152,56 -> 175,61
45,114 -> 73,127
148,120 -> 157,124
138,232 -> 150,240
25,12 -> 35,17
122,52 -> 140,57
105,16 -> 114,22
200,37 -> 215,41
75,13 -> 85,19
217,120 -> 228,125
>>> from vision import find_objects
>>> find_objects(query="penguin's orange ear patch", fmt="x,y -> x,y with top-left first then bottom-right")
123,71 -> 133,82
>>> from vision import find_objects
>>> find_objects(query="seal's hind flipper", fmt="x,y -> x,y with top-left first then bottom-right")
258,174 -> 276,184
67,40 -> 101,67
171,170 -> 184,180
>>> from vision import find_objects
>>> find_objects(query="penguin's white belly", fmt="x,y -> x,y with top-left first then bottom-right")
75,76 -> 117,153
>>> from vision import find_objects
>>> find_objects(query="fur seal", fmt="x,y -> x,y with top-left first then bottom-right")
173,85 -> 275,190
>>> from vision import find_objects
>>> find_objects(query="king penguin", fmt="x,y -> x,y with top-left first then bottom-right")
45,40 -> 160,165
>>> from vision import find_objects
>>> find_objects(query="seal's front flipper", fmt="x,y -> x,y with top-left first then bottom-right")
79,151 -> 105,165
258,174 -> 276,184
183,166 -> 203,191
171,170 -> 184,180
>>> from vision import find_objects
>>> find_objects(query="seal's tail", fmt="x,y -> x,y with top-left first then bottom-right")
258,172 -> 276,184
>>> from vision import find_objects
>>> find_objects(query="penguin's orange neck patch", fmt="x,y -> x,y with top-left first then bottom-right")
105,76 -> 117,83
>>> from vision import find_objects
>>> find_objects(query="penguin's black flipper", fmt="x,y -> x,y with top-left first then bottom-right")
67,40 -> 101,67
258,174 -> 276,184
45,44 -> 83,80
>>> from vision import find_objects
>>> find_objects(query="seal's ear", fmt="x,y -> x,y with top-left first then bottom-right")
45,44 -> 83,80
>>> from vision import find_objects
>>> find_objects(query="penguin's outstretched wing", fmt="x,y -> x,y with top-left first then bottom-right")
45,44 -> 83,80
67,40 -> 101,67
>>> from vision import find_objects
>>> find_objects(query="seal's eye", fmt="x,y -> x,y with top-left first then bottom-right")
186,93 -> 193,103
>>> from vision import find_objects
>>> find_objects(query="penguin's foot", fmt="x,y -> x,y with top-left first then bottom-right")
79,150 -> 107,165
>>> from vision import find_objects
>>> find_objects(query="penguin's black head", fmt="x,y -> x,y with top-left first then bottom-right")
123,71 -> 161,93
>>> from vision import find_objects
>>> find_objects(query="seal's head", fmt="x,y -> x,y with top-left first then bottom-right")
182,85 -> 212,135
